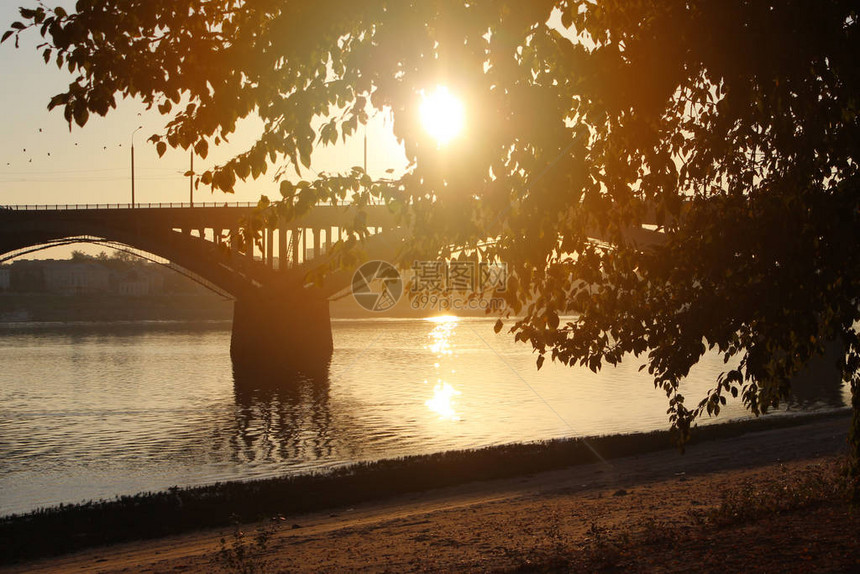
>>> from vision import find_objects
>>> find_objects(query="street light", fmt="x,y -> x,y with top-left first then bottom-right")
131,125 -> 142,208
189,149 -> 194,207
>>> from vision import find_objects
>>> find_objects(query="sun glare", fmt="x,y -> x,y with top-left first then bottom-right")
426,382 -> 462,421
426,314 -> 459,323
419,86 -> 465,146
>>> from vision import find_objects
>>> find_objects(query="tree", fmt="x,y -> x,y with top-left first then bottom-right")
70,249 -> 94,262
6,0 -> 860,492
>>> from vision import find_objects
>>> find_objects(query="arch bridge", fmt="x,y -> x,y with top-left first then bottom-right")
0,202 -> 399,374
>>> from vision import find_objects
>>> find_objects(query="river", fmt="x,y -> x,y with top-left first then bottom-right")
0,317 -> 848,516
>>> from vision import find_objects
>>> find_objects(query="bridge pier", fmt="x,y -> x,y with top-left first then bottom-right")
230,286 -> 333,377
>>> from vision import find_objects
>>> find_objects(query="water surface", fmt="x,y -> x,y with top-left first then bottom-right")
0,317 -> 847,515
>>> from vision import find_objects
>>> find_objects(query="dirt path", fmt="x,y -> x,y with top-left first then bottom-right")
3,415 -> 853,573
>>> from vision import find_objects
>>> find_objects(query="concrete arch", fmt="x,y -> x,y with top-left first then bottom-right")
0,214 -> 276,299
1,236 -> 233,299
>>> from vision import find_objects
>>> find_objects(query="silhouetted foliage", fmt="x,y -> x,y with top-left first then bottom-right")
5,1 -> 860,482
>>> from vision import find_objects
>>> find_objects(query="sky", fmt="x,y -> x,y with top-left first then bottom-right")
0,4 -> 577,210
0,2 -> 409,211
0,4 -> 570,261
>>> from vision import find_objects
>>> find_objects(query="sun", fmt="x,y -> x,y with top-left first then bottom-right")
419,86 -> 465,146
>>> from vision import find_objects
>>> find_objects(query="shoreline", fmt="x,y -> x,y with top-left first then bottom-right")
0,293 -> 509,322
2,411 -> 852,573
1,409 -> 851,568
0,293 -> 234,323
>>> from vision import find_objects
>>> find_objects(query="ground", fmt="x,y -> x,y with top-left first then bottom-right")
3,415 -> 856,573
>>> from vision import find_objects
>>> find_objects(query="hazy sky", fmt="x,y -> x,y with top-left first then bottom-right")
0,3 -> 408,209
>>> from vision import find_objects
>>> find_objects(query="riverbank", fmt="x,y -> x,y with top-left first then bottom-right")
0,292 -> 499,321
0,293 -> 234,322
1,410 -> 853,571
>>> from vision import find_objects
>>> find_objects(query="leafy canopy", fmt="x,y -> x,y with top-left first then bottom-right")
6,1 -> 860,441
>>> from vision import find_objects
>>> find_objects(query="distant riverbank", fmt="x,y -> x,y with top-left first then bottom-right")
0,293 -> 234,322
0,292 -> 504,322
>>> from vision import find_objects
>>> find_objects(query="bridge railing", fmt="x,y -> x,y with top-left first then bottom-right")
0,199 -> 390,211
0,202 -> 262,211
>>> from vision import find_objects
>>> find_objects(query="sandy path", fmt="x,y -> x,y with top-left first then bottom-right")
3,414 -> 850,573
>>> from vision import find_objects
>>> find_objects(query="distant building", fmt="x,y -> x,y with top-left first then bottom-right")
7,257 -> 177,296
44,262 -> 110,294
9,260 -> 48,292
7,259 -> 111,294
117,269 -> 164,296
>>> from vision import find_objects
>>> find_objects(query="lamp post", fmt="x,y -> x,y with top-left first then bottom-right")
131,125 -> 142,208
189,150 -> 194,206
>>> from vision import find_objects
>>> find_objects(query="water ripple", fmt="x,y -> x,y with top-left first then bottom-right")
0,319 -> 848,516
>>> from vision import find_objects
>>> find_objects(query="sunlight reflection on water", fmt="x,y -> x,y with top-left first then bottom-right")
423,316 -> 462,421
425,382 -> 462,421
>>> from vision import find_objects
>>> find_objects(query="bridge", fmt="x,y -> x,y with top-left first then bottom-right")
0,202 -> 400,375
